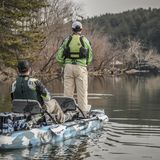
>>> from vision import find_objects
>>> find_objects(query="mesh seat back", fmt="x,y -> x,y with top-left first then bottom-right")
52,96 -> 77,113
12,99 -> 42,114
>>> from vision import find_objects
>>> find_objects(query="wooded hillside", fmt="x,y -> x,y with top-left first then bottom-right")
86,8 -> 160,53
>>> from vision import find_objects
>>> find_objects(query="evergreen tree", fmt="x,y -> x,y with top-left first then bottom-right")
0,0 -> 47,67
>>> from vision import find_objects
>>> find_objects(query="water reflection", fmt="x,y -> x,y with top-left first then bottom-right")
0,134 -> 94,160
105,122 -> 160,160
0,82 -> 11,112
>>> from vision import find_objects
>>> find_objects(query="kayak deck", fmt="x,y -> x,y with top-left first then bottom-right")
0,110 -> 108,149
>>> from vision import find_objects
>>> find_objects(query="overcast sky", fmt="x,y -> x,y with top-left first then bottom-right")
73,0 -> 160,17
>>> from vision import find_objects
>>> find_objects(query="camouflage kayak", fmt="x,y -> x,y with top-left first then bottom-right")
0,109 -> 108,149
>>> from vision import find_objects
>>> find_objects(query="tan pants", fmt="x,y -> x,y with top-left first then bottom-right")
45,99 -> 65,123
64,64 -> 90,113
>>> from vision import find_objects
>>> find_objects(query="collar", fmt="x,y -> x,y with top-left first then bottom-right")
72,32 -> 81,36
18,74 -> 30,77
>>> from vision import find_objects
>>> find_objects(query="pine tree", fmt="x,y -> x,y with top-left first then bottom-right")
0,0 -> 48,67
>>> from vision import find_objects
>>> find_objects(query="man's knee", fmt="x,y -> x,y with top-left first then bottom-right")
45,99 -> 65,123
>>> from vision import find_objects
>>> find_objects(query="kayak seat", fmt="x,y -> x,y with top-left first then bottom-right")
52,96 -> 90,119
12,99 -> 43,114
52,96 -> 78,113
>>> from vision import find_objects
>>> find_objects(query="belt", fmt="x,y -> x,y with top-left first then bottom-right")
71,60 -> 77,65
72,61 -> 77,65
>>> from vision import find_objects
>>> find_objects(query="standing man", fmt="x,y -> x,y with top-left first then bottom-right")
11,60 -> 65,123
56,21 -> 93,117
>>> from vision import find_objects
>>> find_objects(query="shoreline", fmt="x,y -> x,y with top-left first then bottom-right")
1,68 -> 160,84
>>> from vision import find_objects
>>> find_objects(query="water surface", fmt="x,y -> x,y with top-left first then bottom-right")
0,75 -> 160,160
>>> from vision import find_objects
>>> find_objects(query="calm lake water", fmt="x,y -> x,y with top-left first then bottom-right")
0,75 -> 160,160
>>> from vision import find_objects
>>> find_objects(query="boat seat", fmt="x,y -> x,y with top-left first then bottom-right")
12,99 -> 43,114
52,96 -> 78,113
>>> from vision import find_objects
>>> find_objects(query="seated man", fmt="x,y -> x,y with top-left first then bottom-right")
11,60 -> 66,123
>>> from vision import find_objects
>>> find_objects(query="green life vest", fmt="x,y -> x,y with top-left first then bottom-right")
13,76 -> 39,101
63,35 -> 88,59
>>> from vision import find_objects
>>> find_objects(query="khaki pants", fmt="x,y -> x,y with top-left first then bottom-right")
64,64 -> 90,113
45,99 -> 65,123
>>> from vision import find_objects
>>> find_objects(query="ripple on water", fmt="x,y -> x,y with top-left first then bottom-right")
0,120 -> 160,160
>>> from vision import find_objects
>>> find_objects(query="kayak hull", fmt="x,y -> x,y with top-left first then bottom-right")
0,110 -> 108,149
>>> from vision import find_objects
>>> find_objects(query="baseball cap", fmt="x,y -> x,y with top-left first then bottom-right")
72,21 -> 82,32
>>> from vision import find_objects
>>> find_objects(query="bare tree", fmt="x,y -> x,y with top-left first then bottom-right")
124,40 -> 143,69
33,0 -> 80,76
